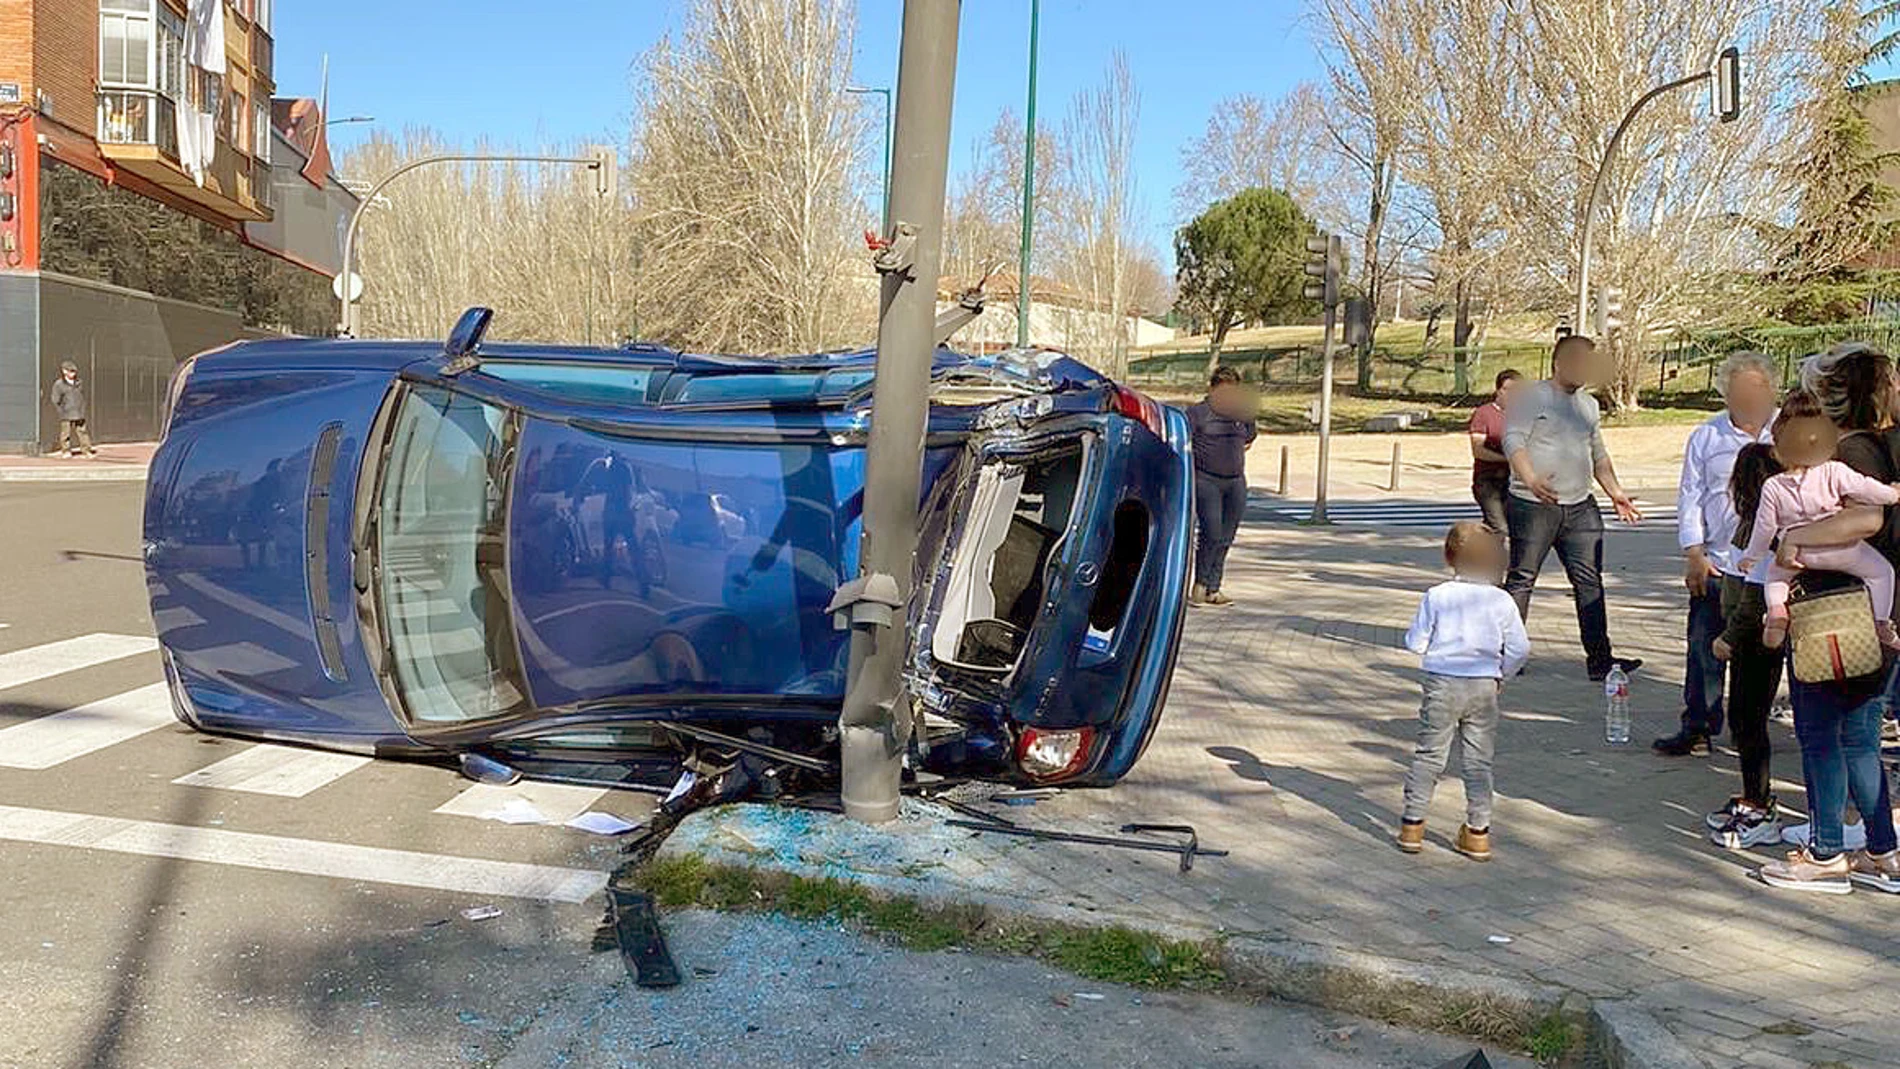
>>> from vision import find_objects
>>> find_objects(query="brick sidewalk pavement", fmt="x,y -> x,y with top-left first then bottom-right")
671,513 -> 1896,1068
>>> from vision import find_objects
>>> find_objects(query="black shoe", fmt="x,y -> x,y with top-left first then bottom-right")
1652,729 -> 1711,757
1587,657 -> 1643,682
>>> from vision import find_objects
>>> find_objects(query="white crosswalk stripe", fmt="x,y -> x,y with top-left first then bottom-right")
0,633 -> 156,692
172,743 -> 371,797
0,682 -> 174,769
1249,495 -> 1679,531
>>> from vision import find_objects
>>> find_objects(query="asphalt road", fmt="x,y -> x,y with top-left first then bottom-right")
0,483 -> 1532,1069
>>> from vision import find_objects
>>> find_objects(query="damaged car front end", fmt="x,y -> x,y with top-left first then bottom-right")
143,316 -> 1193,801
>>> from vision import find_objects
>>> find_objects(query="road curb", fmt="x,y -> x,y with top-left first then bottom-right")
1589,1001 -> 1717,1069
655,803 -> 1707,1064
0,467 -> 148,483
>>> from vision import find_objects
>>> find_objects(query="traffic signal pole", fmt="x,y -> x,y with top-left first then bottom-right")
1304,233 -> 1342,524
836,0 -> 962,825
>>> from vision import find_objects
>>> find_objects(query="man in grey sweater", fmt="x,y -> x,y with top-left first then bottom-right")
1501,336 -> 1643,681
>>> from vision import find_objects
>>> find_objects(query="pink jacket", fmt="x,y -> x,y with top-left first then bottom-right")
1742,460 -> 1900,565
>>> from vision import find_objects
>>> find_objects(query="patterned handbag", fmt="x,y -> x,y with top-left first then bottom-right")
1787,578 -> 1884,685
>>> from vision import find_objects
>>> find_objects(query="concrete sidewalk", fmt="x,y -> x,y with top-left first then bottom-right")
0,442 -> 155,482
667,514 -> 1897,1068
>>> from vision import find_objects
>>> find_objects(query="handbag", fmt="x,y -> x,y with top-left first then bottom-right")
1787,577 -> 1885,684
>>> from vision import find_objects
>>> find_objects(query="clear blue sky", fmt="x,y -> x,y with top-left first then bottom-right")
273,0 -> 1318,253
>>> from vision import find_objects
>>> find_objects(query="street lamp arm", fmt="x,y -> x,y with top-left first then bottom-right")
337,152 -> 607,336
1575,70 -> 1713,330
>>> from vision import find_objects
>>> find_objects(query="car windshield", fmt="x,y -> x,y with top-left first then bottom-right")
375,384 -> 528,724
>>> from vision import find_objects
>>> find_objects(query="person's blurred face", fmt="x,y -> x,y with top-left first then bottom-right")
1553,346 -> 1602,389
1724,367 -> 1774,427
1495,378 -> 1519,408
1771,414 -> 1841,470
1452,530 -> 1505,581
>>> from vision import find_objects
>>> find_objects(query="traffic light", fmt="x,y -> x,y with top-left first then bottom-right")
1303,232 -> 1341,307
1555,314 -> 1573,342
1713,46 -> 1741,124
588,145 -> 618,199
1594,285 -> 1624,337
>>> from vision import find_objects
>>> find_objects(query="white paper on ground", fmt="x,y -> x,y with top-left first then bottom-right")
566,812 -> 639,836
484,798 -> 551,825
661,771 -> 698,806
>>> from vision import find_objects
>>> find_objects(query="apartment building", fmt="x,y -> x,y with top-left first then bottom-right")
0,0 -> 353,452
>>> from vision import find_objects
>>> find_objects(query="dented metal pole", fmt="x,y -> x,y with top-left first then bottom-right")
839,0 -> 962,824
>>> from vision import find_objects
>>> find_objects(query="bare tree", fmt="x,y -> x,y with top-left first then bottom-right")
942,107 -> 1066,345
1173,85 -> 1340,224
631,0 -> 871,353
1054,51 -> 1143,376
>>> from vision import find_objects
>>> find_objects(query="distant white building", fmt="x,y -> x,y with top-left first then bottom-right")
937,274 -> 1173,355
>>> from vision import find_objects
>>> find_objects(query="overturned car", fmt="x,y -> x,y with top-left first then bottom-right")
142,314 -> 1193,797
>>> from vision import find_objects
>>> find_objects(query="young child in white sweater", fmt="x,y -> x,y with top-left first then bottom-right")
1398,521 -> 1531,861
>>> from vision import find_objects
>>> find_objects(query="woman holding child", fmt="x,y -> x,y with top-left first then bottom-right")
1746,344 -> 1900,893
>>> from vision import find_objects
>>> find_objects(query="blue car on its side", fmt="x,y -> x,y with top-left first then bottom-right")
142,313 -> 1193,794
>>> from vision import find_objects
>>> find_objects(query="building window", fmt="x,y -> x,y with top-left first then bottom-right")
256,0 -> 271,34
232,90 -> 248,152
254,100 -> 271,164
99,0 -> 154,89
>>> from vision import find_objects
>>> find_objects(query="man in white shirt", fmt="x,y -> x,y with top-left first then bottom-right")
1655,352 -> 1778,756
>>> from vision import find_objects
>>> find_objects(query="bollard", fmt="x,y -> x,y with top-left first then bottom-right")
1278,445 -> 1290,496
1389,441 -> 1402,491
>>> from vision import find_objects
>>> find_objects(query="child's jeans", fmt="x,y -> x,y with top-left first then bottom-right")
1402,673 -> 1499,829
1766,542 -> 1894,623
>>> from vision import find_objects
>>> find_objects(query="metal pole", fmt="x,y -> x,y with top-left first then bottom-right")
1575,72 -> 1711,331
1313,299 -> 1337,523
1277,444 -> 1289,496
838,0 -> 961,825
1015,0 -> 1040,349
338,152 -> 604,337
1388,441 -> 1401,492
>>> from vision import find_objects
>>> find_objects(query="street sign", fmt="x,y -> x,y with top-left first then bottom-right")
332,271 -> 363,302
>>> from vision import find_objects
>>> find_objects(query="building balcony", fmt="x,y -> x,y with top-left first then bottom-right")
98,90 -> 179,161
96,90 -> 270,223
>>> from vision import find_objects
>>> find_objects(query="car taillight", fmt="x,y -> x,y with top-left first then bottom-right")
1016,726 -> 1096,782
1111,385 -> 1165,438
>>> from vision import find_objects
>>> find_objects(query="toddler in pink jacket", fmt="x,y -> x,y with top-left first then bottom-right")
1740,390 -> 1900,649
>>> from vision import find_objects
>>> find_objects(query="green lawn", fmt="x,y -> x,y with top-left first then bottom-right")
1145,385 -> 1715,434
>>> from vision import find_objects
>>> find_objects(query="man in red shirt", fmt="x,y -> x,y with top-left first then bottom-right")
1468,369 -> 1522,532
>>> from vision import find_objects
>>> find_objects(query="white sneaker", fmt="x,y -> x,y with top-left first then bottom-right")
1782,820 -> 1868,851
1711,805 -> 1781,850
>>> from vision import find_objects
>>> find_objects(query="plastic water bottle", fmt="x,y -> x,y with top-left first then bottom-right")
1604,666 -> 1631,745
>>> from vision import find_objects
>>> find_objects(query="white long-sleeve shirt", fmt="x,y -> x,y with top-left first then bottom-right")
1676,410 -> 1774,577
1405,578 -> 1531,679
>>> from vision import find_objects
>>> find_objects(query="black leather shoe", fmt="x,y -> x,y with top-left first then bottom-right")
1588,657 -> 1643,682
1651,729 -> 1711,757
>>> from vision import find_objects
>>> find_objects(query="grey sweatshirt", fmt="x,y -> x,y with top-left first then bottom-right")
1502,380 -> 1607,506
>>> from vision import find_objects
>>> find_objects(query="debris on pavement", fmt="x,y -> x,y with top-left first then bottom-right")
567,811 -> 641,836
942,817 -> 1228,872
482,798 -> 552,825
460,905 -> 504,922
458,752 -> 522,786
608,887 -> 681,988
1485,934 -> 1513,945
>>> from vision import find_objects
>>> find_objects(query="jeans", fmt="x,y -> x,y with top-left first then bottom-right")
1503,495 -> 1613,673
1721,576 -> 1781,805
1401,673 -> 1499,829
1789,675 -> 1898,859
1194,471 -> 1247,592
1680,585 -> 1727,737
1473,472 -> 1510,534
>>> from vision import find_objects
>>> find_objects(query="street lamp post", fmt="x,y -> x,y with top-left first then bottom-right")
1015,0 -> 1040,349
337,150 -> 614,337
847,85 -> 894,233
1575,47 -> 1741,331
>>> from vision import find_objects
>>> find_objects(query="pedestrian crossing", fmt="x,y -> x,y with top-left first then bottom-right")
1248,493 -> 1680,532
0,632 -> 637,899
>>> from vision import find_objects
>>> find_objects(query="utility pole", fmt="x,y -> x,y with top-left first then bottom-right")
1304,232 -> 1342,524
836,0 -> 961,825
1575,47 -> 1740,330
1015,0 -> 1040,348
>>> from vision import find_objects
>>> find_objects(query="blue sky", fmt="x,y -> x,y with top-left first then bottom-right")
274,0 -> 1318,253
